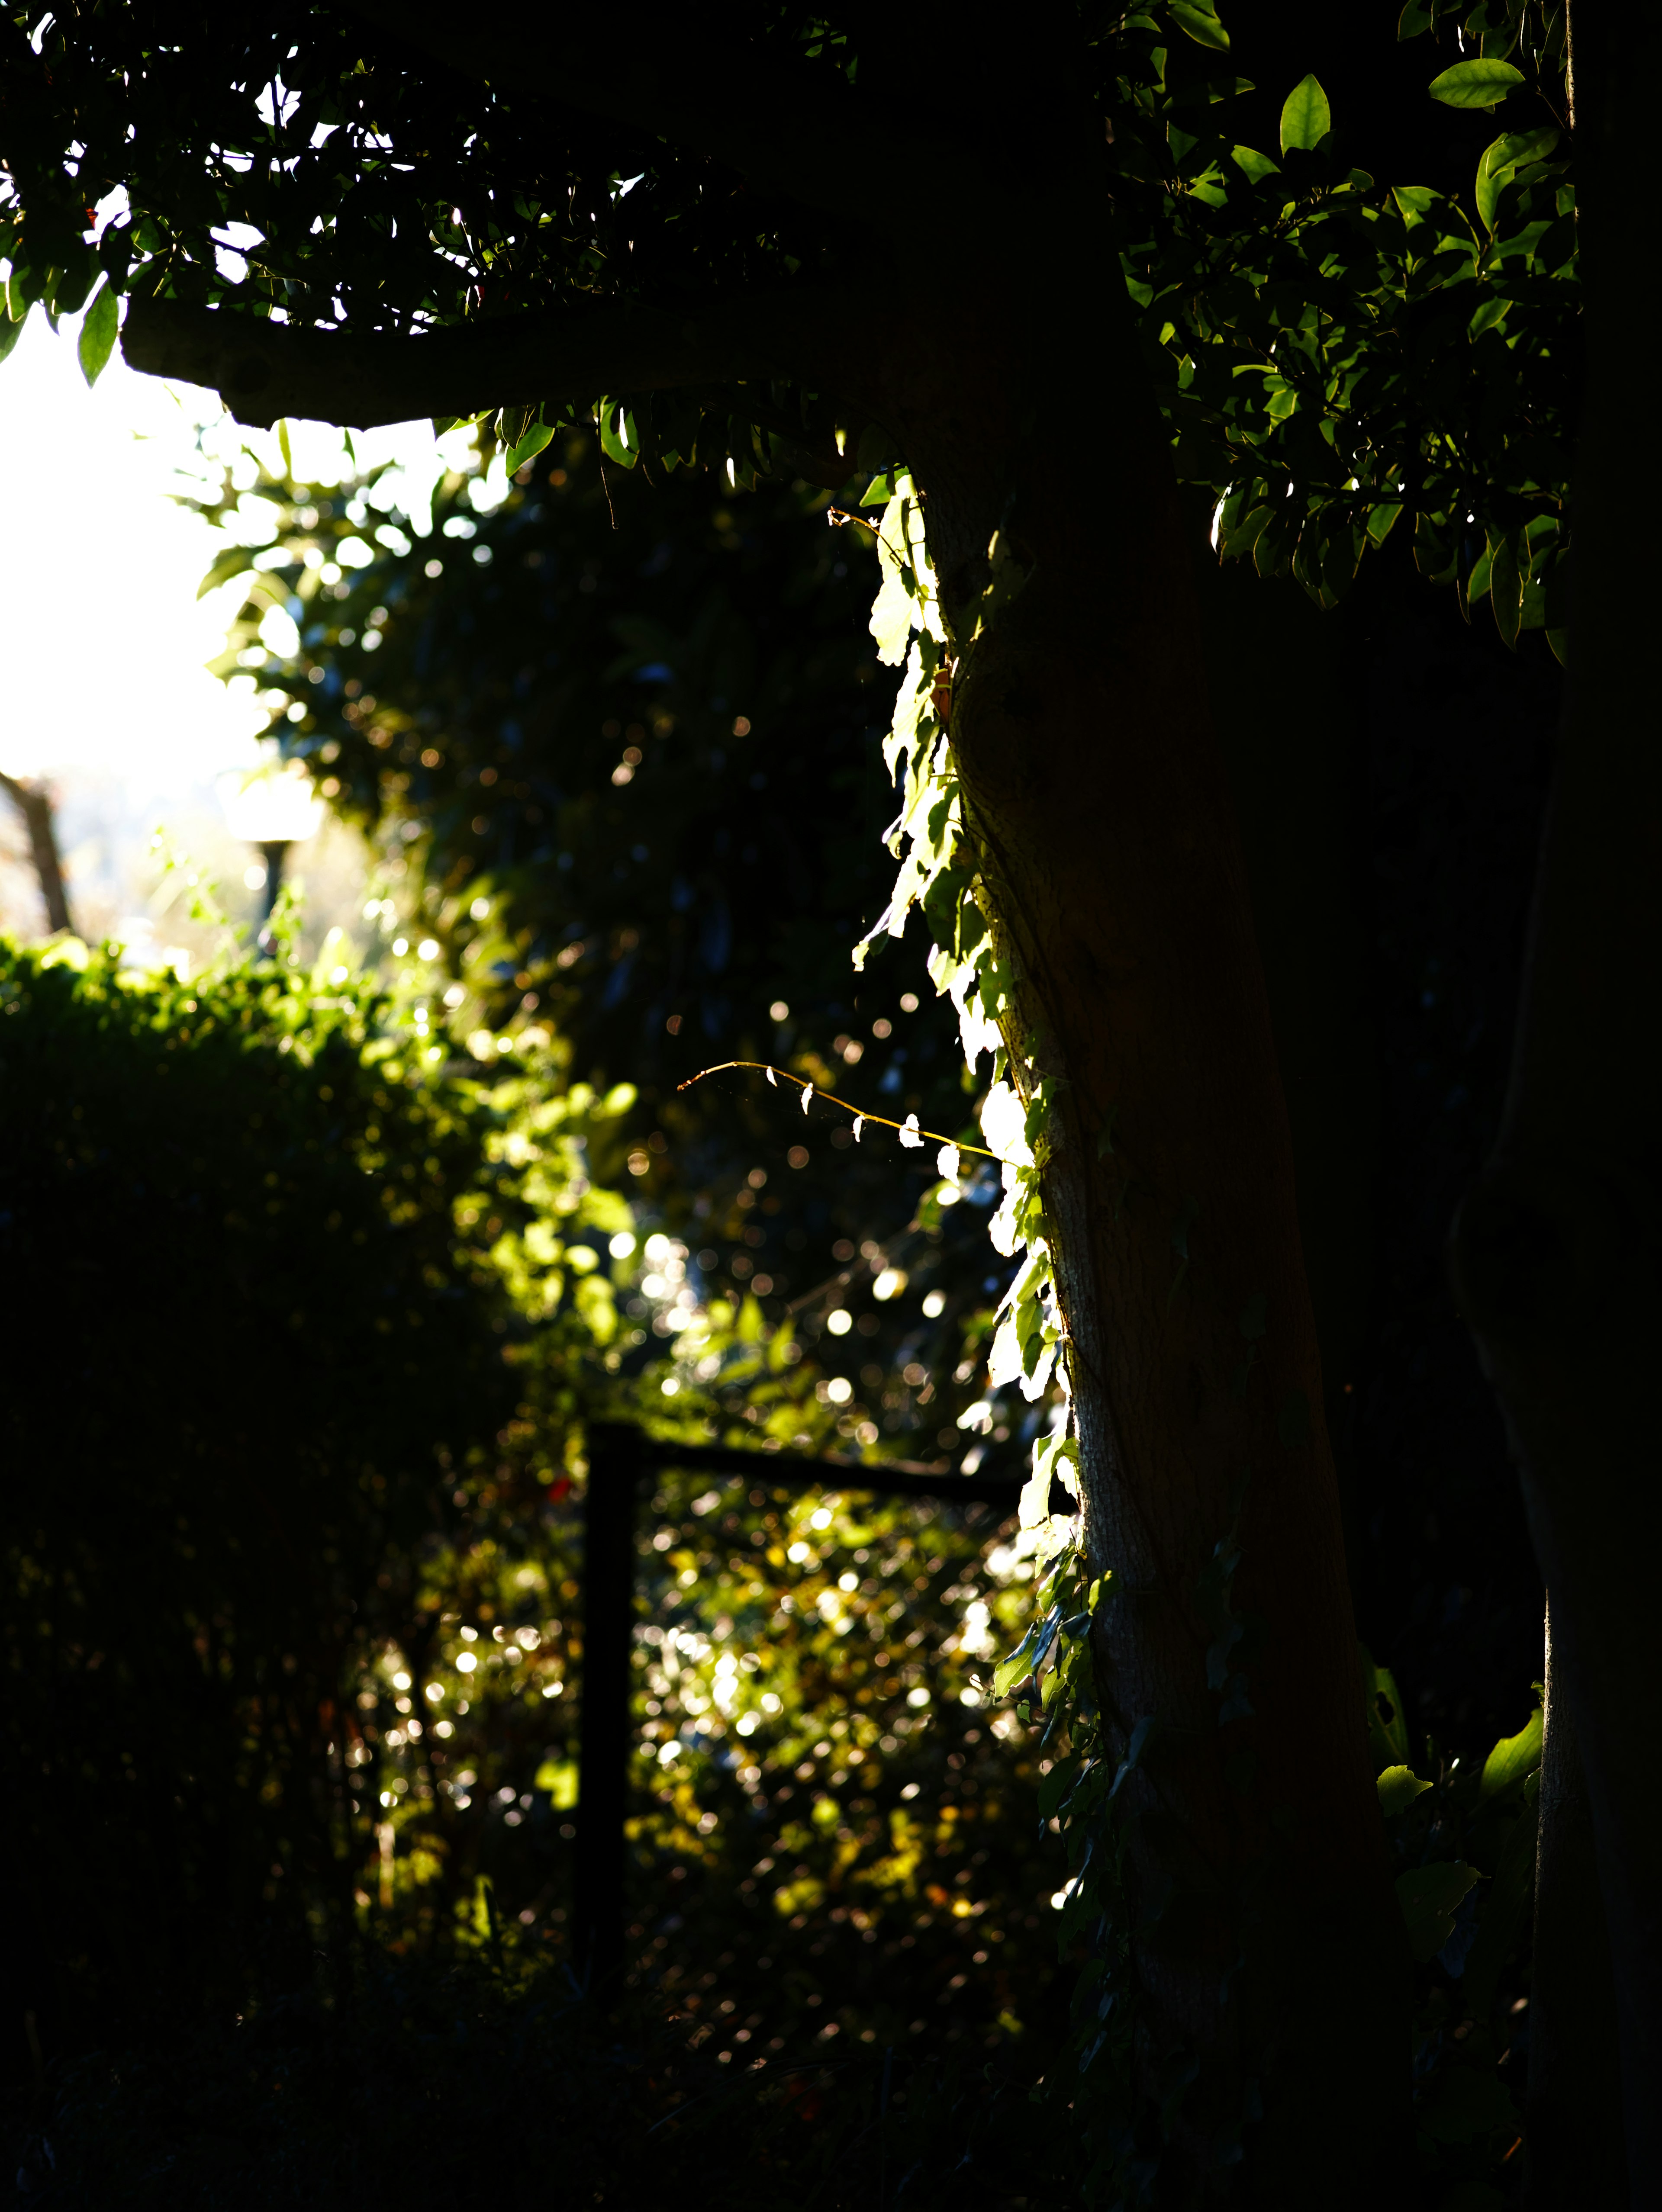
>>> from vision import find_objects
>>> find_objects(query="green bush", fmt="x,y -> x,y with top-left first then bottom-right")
0,937 -> 527,2041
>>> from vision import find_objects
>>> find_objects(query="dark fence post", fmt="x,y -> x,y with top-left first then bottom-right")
574,1422 -> 644,1994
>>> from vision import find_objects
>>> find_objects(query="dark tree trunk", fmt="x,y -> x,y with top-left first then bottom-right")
1526,1597 -> 1627,2206
0,769 -> 73,936
1450,2 -> 1662,2195
871,169 -> 1409,2196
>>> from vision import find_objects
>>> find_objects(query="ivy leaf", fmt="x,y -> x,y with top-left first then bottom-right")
1396,1862 -> 1481,1962
1279,74 -> 1331,154
1429,58 -> 1525,109
1361,1646 -> 1411,1769
1169,1 -> 1230,50
1478,1703 -> 1543,1801
1376,1764 -> 1432,1817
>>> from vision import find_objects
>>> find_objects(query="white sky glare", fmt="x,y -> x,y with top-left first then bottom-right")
0,304 -> 481,945
0,311 -> 270,793
0,307 -> 460,792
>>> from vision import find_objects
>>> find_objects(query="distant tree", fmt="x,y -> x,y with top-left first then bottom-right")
0,766 -> 72,934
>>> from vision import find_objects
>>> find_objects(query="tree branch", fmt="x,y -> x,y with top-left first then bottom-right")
120,285 -> 874,431
336,1 -> 901,225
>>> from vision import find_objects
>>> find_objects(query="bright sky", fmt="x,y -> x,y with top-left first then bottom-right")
0,305 -> 480,944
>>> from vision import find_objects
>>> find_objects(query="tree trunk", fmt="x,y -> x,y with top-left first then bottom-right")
1527,1596 -> 1627,2206
0,769 -> 73,936
1449,4 -> 1662,2195
881,181 -> 1409,2196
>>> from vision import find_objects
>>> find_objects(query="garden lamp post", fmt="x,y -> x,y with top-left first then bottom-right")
220,759 -> 322,950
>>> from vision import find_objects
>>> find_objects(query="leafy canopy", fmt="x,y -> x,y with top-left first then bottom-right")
2,0 -> 1574,641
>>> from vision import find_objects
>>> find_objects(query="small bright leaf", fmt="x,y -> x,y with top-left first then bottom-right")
1429,58 -> 1525,109
1377,1764 -> 1432,1817
1169,1 -> 1229,49
1279,74 -> 1331,154
77,280 -> 119,388
1478,1704 -> 1543,1801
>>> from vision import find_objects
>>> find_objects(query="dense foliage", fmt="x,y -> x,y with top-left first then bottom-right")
0,933 -> 1077,2143
0,933 -> 522,2037
189,427 -> 1038,1473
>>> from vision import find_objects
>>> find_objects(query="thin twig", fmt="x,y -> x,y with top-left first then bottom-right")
677,1060 -> 1002,1161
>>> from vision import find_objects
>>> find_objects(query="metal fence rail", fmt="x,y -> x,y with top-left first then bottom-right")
573,1423 -> 1023,1988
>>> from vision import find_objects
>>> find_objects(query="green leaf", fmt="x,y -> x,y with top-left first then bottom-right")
1396,1862 -> 1481,1962
1279,74 -> 1331,155
506,416 -> 555,474
277,419 -> 293,477
1429,59 -> 1525,109
77,279 -> 118,388
1476,127 -> 1560,228
534,1756 -> 579,1809
599,402 -> 639,470
1478,1704 -> 1543,1802
1396,0 -> 1433,33
1366,502 -> 1403,547
1230,143 -> 1280,183
1488,528 -> 1523,649
992,1635 -> 1037,1702
0,312 -> 23,370
1391,183 -> 1439,228
1169,1 -> 1229,49
1037,1754 -> 1081,1820
1377,1764 -> 1433,1817
1361,1646 -> 1411,1769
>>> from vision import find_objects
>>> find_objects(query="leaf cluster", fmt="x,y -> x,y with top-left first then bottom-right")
0,935 -> 537,2032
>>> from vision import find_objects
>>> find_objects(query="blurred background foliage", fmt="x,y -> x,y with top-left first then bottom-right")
186,427 -> 1044,1477
0,915 -> 1067,2151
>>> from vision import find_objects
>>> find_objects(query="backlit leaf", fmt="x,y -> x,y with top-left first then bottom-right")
1429,58 -> 1525,109
1279,74 -> 1331,154
77,280 -> 119,388
1169,1 -> 1229,49
1478,1704 -> 1543,1801
1377,1764 -> 1432,1817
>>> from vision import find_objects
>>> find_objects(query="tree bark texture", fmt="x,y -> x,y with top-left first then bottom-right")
869,176 -> 1408,2197
1449,4 -> 1662,2198
1527,1596 -> 1627,2207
